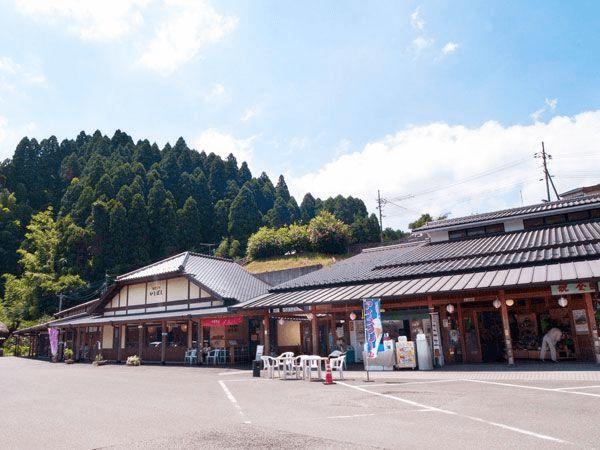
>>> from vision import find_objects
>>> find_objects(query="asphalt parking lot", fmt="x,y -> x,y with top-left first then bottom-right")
2,357 -> 600,449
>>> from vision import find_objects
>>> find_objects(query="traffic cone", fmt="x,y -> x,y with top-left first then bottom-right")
323,358 -> 335,385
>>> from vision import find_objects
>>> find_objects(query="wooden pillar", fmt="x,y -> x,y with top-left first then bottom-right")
456,302 -> 467,362
74,327 -> 80,360
329,313 -> 336,353
263,312 -> 270,356
583,292 -> 600,364
138,324 -> 144,361
311,307 -> 318,355
187,319 -> 193,349
499,290 -> 514,365
117,325 -> 123,363
161,321 -> 167,364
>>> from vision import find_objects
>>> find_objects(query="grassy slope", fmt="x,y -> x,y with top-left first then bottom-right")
244,253 -> 345,274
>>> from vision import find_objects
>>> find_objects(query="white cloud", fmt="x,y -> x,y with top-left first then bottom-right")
442,41 -> 458,54
0,116 -> 37,160
412,36 -> 434,52
193,128 -> 257,165
14,0 -> 149,41
138,0 -> 238,76
13,0 -> 237,75
0,56 -> 46,96
241,106 -> 260,123
545,98 -> 558,110
411,7 -> 425,30
530,98 -> 558,122
288,111 -> 600,229
203,83 -> 229,102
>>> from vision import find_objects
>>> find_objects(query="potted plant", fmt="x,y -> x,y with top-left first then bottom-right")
126,355 -> 141,366
64,348 -> 74,364
92,352 -> 107,366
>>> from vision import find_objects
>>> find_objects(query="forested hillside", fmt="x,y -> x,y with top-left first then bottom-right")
0,130 -> 383,329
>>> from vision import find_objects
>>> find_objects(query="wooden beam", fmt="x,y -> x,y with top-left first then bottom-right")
117,325 -> 123,363
583,292 -> 600,364
456,302 -> 467,362
187,319 -> 192,349
499,290 -> 514,365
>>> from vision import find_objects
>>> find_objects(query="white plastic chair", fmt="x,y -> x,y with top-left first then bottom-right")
303,356 -> 324,380
261,356 -> 278,379
330,354 -> 346,379
218,348 -> 228,365
184,348 -> 198,365
206,349 -> 219,365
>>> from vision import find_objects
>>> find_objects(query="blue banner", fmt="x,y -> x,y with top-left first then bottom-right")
363,298 -> 383,358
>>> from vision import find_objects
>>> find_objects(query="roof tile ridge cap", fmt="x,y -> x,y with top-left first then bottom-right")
187,251 -> 234,263
420,194 -> 600,230
116,251 -> 188,279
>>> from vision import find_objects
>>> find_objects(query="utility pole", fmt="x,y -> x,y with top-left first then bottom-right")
535,142 -> 560,201
376,190 -> 384,243
58,293 -> 65,312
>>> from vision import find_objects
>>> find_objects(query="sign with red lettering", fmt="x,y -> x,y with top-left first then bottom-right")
551,282 -> 595,296
201,316 -> 242,327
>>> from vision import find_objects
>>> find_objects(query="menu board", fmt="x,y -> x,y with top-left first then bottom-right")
396,339 -> 416,369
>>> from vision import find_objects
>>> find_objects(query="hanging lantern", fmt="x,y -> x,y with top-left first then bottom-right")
349,312 -> 357,321
558,296 -> 568,308
493,299 -> 501,309
306,313 -> 314,320
181,323 -> 188,333
278,318 -> 285,326
446,304 -> 455,314
505,299 -> 514,307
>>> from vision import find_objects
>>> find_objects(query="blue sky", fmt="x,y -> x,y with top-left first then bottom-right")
1,1 -> 600,229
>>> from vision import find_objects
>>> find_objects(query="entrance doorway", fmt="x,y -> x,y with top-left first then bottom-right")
477,311 -> 505,362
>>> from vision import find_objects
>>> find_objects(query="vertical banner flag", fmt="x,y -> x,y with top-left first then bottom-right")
363,298 -> 383,358
48,328 -> 59,357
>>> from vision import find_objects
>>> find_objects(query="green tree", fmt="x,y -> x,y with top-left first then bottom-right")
147,180 -> 177,260
300,193 -> 316,223
176,197 -> 203,252
265,197 -> 291,228
228,186 -> 261,244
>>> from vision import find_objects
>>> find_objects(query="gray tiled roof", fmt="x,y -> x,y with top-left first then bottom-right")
271,220 -> 600,291
271,241 -> 425,291
239,259 -> 600,309
416,193 -> 600,231
117,252 -> 269,302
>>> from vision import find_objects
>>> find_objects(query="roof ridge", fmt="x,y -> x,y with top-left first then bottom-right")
116,251 -> 188,280
187,251 -> 235,263
418,192 -> 600,231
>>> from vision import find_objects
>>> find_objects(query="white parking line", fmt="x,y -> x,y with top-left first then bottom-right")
338,381 -> 570,444
218,371 -> 249,376
359,379 -> 461,388
327,409 -> 434,419
218,380 -> 251,424
555,385 -> 600,391
464,379 -> 600,398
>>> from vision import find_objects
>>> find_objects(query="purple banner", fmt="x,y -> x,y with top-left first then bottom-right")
48,328 -> 59,357
363,298 -> 382,358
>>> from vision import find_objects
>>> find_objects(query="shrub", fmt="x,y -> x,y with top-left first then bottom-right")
126,355 -> 141,366
308,211 -> 350,254
286,224 -> 310,253
214,238 -> 230,258
246,227 -> 281,259
228,239 -> 241,259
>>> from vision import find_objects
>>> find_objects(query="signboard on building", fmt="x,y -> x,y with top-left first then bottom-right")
148,282 -> 165,302
363,298 -> 383,358
551,282 -> 596,296
201,316 -> 243,327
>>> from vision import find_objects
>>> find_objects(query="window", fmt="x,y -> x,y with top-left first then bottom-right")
523,217 -> 544,229
567,210 -> 590,222
146,324 -> 162,347
167,323 -> 187,347
125,326 -> 139,349
449,229 -> 466,240
466,227 -> 485,237
545,214 -> 566,225
485,223 -> 505,234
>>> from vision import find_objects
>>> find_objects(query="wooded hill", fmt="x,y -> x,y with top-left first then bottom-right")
0,130 -> 387,328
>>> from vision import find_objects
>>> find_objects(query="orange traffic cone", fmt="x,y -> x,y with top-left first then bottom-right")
323,358 -> 335,385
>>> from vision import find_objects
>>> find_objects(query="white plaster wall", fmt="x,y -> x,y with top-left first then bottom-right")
128,283 -> 146,306
167,277 -> 188,302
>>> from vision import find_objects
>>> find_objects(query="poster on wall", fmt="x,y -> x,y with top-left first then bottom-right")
363,298 -> 383,358
572,309 -> 589,335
